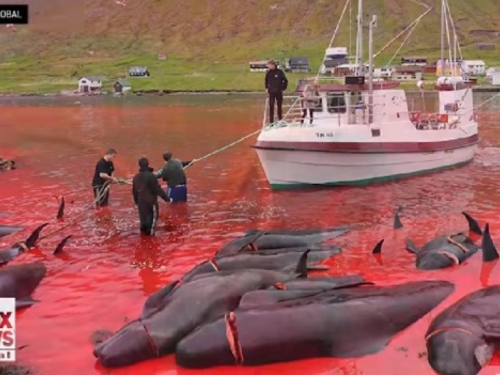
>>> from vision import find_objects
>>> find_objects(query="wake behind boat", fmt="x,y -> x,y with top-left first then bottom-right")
253,0 -> 478,190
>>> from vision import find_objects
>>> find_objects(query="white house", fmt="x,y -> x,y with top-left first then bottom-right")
486,67 -> 500,78
491,72 -> 500,85
373,66 -> 395,79
460,60 -> 486,76
77,76 -> 102,93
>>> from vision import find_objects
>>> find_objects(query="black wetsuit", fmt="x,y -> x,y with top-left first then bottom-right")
132,166 -> 169,235
91,158 -> 114,207
265,68 -> 288,122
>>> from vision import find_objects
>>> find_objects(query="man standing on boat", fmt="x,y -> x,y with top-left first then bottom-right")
132,157 -> 170,236
265,60 -> 288,123
155,151 -> 194,203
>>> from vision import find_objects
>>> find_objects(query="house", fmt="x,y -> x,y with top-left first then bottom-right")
373,66 -> 395,79
129,66 -> 150,77
401,56 -> 427,66
77,76 -> 102,93
486,67 -> 500,78
492,72 -> 500,85
321,58 -> 349,74
114,79 -> 131,93
393,66 -> 423,81
285,57 -> 310,73
248,60 -> 280,72
460,60 -> 486,76
477,42 -> 495,50
424,62 -> 437,74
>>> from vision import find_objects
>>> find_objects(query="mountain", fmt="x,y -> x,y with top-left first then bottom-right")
0,0 -> 499,93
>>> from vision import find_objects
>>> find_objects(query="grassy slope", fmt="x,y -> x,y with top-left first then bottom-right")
1,0 -> 500,93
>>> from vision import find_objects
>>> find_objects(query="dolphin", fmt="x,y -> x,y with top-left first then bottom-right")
93,251 -> 309,368
56,197 -> 65,219
0,225 -> 24,238
404,223 -> 498,270
0,262 -> 47,309
239,275 -> 370,308
0,223 -> 49,265
181,248 -> 339,282
175,280 -> 455,368
394,210 -> 482,235
216,227 -> 349,258
244,226 -> 351,237
426,285 -> 500,375
228,244 -> 341,257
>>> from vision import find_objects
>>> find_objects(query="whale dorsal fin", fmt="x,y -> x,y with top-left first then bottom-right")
393,206 -> 403,229
481,223 -> 499,262
462,212 -> 482,235
372,239 -> 384,254
53,235 -> 72,255
406,239 -> 420,254
294,250 -> 309,278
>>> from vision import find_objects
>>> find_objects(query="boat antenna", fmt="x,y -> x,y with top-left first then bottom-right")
349,0 -> 352,62
440,0 -> 445,76
314,0 -> 351,83
355,0 -> 364,76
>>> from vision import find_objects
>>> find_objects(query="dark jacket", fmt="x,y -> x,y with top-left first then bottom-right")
156,158 -> 192,188
265,68 -> 288,93
132,167 -> 169,205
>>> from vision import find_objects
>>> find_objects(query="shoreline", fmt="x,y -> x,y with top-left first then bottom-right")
0,90 -> 266,98
0,86 -> 499,98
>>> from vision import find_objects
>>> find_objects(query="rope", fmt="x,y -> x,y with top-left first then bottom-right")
314,0 -> 351,82
39,180 -> 112,240
376,12 -> 428,61
384,15 -> 425,68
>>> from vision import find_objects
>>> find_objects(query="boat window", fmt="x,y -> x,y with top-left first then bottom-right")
327,93 -> 346,113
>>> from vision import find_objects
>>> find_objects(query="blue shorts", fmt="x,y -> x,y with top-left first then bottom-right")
167,185 -> 187,203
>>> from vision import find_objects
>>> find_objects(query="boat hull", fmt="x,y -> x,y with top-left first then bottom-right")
254,144 -> 477,189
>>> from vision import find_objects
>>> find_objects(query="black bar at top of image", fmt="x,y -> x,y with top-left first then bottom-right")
0,4 -> 28,25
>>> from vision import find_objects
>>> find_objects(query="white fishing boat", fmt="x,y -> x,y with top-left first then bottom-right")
253,0 -> 478,189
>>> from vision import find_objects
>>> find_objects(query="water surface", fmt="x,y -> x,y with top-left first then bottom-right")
1,93 -> 500,374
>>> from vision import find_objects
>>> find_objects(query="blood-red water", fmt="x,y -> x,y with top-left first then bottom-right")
1,94 -> 500,375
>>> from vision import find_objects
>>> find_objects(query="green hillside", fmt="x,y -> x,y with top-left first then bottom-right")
1,0 -> 500,93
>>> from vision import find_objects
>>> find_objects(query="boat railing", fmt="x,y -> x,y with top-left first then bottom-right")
262,94 -> 386,128
262,93 -> 476,130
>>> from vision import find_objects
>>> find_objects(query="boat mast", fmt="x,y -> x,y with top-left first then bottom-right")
368,15 -> 376,124
440,0 -> 445,76
355,0 -> 363,75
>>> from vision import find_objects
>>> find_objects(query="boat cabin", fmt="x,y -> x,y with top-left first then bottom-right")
284,76 -> 474,132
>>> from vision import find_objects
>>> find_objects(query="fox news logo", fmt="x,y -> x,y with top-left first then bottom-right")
0,5 -> 28,25
0,299 -> 15,361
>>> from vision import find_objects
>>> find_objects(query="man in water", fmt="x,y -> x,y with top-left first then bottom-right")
91,148 -> 118,207
265,60 -> 288,123
155,151 -> 193,203
132,157 -> 170,235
